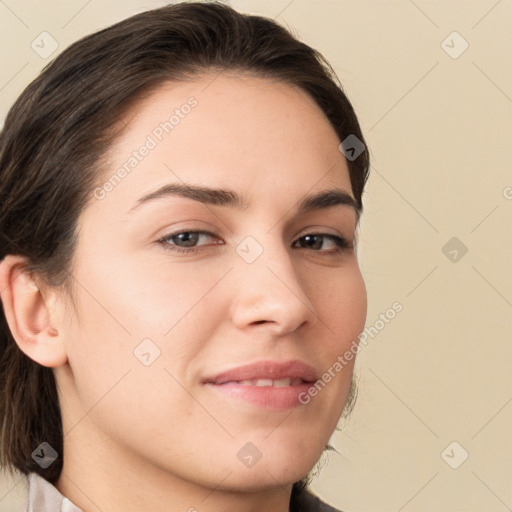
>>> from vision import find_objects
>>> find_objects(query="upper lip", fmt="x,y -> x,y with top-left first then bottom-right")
203,360 -> 319,384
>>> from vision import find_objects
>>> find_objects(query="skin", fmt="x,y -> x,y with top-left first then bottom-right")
0,72 -> 367,512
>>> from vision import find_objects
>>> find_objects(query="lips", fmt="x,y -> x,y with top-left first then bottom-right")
203,359 -> 318,386
203,360 -> 319,410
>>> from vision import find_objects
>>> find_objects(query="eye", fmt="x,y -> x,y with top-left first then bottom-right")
293,232 -> 352,254
157,229 -> 352,255
158,230 -> 220,254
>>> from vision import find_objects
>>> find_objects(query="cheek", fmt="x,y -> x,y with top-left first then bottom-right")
64,258 -> 230,404
62,297 -> 204,446
109,254 -> 230,334
320,265 -> 367,347
298,266 -> 366,421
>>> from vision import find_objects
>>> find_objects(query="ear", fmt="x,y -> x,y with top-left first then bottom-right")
0,255 -> 68,367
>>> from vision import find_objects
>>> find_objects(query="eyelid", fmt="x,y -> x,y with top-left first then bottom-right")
296,224 -> 345,238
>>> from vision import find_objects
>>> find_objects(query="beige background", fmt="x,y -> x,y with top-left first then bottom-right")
1,1 -> 511,511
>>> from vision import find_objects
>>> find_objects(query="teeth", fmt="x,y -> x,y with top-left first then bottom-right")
235,378 -> 294,387
254,379 -> 273,387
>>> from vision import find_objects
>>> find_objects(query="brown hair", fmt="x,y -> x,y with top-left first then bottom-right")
0,0 -> 369,495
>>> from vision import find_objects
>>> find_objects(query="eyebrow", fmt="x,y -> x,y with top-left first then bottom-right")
128,182 -> 360,217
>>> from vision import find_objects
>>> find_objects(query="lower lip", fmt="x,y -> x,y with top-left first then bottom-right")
205,381 -> 314,410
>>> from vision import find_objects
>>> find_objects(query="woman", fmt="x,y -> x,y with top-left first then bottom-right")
0,2 -> 370,511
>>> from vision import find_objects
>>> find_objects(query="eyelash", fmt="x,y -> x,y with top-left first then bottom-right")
157,230 -> 352,255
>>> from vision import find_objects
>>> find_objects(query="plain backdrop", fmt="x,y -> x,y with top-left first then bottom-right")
1,1 -> 511,511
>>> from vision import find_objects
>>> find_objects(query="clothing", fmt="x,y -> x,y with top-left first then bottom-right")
25,472 -> 81,512
289,485 -> 344,512
23,471 -> 343,512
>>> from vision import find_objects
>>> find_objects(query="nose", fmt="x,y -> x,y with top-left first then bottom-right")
229,236 -> 319,336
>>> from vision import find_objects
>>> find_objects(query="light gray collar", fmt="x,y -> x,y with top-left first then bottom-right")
26,472 -> 82,512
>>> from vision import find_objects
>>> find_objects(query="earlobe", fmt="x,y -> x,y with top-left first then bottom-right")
0,255 -> 68,368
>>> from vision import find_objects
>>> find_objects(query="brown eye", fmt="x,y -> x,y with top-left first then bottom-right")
294,233 -> 350,253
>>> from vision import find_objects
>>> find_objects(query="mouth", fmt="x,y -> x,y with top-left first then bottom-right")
203,359 -> 318,385
203,360 -> 318,410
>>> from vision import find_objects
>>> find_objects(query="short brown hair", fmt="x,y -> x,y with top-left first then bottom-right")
0,0 -> 369,493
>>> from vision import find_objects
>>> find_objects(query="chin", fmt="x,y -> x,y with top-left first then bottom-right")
223,446 -> 322,492
223,466 -> 307,493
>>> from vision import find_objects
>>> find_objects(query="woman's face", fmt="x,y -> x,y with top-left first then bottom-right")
54,72 -> 367,492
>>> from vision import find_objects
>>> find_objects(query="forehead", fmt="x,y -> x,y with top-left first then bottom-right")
113,71 -> 338,150
92,72 -> 353,217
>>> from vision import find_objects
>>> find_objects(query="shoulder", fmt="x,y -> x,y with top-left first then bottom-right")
290,487 -> 345,512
